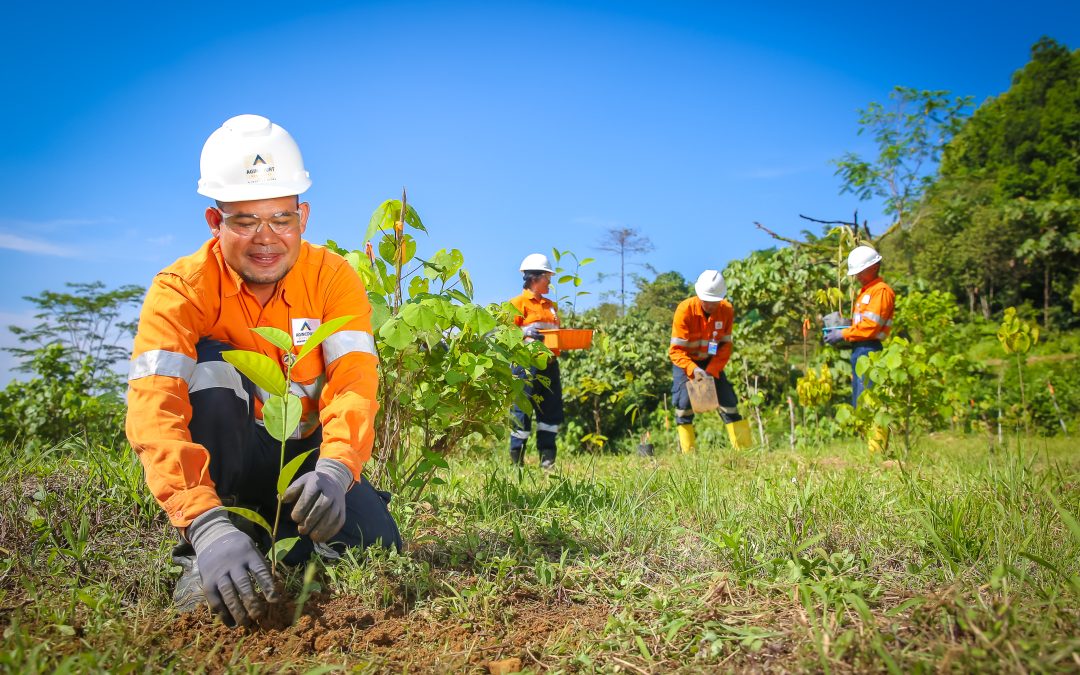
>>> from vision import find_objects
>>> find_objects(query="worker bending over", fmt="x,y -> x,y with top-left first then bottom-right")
508,253 -> 564,469
669,270 -> 752,452
126,115 -> 400,628
824,245 -> 895,407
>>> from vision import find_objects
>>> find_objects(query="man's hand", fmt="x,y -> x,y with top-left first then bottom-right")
692,367 -> 709,381
522,324 -> 542,340
189,508 -> 279,627
824,329 -> 845,346
283,458 -> 352,542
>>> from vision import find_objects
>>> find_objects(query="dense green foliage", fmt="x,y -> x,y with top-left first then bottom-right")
0,282 -> 143,449
904,37 -> 1080,326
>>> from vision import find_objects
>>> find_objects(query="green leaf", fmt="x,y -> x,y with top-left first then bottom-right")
379,319 -> 415,350
271,536 -> 301,563
263,393 -> 302,442
404,204 -> 426,232
277,449 -> 317,496
222,351 -> 287,396
558,275 -> 575,284
378,236 -> 397,264
297,315 -> 356,363
459,269 -> 474,298
223,506 -> 272,535
364,199 -> 397,243
252,327 -> 292,352
408,275 -> 430,297
445,369 -> 467,385
580,257 -> 595,265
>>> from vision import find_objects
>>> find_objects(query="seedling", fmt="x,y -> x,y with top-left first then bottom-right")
221,316 -> 354,574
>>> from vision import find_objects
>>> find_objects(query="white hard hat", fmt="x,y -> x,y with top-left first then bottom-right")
847,245 -> 883,275
519,253 -> 554,273
694,270 -> 727,302
197,114 -> 312,202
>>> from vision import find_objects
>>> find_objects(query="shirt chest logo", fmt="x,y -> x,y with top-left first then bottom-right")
861,294 -> 871,304
292,318 -> 321,346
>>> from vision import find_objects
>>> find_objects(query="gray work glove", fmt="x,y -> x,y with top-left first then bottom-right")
824,329 -> 845,346
283,458 -> 352,542
521,324 -> 542,340
692,367 -> 709,381
189,507 -> 279,627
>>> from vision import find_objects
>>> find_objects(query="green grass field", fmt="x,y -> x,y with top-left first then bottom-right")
2,432 -> 1078,673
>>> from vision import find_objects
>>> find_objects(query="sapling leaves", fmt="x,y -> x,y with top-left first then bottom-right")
271,537 -> 301,563
252,327 -> 292,352
222,351 -> 287,396
297,315 -> 356,362
277,449 -> 317,497
263,393 -> 302,442
224,507 -> 272,536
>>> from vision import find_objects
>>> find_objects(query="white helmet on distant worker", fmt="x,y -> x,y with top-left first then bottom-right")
197,114 -> 312,202
847,245 -> 883,276
694,270 -> 727,302
519,253 -> 554,273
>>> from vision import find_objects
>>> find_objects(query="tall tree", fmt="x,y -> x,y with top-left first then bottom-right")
833,87 -> 973,246
631,271 -> 692,324
596,227 -> 654,315
6,281 -> 145,393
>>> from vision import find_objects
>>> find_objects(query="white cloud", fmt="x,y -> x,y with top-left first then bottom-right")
0,233 -> 79,257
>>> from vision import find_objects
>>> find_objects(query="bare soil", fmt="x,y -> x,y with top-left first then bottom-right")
165,591 -> 610,673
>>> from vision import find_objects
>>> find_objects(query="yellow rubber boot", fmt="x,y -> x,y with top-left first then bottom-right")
677,424 -> 696,453
726,419 -> 753,449
868,424 -> 890,453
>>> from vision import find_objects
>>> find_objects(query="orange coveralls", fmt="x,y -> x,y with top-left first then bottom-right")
841,277 -> 895,343
669,297 -> 734,377
125,239 -> 379,528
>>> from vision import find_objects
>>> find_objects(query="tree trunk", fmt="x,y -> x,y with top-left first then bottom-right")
1044,265 -> 1051,329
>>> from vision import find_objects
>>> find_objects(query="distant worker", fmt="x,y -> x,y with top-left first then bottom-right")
126,115 -> 400,628
508,253 -> 564,469
824,245 -> 895,407
669,270 -> 752,452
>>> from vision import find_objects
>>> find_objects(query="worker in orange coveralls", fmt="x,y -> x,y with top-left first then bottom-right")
508,253 -> 564,469
669,270 -> 752,452
824,245 -> 895,407
126,115 -> 400,628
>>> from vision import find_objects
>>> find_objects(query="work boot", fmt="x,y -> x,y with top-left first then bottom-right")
172,552 -> 205,613
677,424 -> 696,453
509,446 -> 524,466
539,448 -> 556,470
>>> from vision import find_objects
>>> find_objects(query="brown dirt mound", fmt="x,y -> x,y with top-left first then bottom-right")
167,591 -> 609,673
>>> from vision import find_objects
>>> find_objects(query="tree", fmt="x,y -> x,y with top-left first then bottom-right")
921,37 -> 1080,325
631,271 -> 692,323
6,281 -> 145,394
833,87 -> 973,245
595,227 -> 654,315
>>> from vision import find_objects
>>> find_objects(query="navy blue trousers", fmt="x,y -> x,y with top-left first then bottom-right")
672,362 -> 742,426
509,359 -> 564,464
173,339 -> 401,565
850,341 -> 883,408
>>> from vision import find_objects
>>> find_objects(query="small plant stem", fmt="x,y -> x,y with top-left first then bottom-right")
1016,353 -> 1029,434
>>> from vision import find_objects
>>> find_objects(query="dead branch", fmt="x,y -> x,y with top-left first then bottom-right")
753,222 -> 803,246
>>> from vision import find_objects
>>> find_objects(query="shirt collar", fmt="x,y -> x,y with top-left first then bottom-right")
860,276 -> 883,293
212,238 -> 309,306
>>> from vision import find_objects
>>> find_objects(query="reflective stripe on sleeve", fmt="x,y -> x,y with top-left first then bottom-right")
720,405 -> 739,414
188,361 -> 249,407
322,330 -> 377,365
536,422 -> 559,433
128,349 -> 196,384
718,335 -> 733,343
511,429 -> 532,439
670,337 -> 689,346
526,321 -> 559,331
862,311 -> 892,326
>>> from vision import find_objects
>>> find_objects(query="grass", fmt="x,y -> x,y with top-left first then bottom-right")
1,431 -> 1078,672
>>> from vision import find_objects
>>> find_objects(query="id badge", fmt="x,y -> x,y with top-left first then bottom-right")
707,340 -> 719,355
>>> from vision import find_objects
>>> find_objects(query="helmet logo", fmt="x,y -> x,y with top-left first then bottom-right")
243,153 -> 277,184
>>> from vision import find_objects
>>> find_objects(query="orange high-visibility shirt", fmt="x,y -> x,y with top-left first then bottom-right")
510,290 -> 560,356
669,297 -> 734,377
842,277 -> 895,342
125,239 -> 379,528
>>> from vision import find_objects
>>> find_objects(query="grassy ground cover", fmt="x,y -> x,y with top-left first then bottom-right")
1,433 -> 1078,673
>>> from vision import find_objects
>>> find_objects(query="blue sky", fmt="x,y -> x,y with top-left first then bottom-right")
1,0 -> 1077,382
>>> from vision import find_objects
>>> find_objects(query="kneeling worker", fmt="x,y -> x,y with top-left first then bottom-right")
126,115 -> 400,628
669,270 -> 752,452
